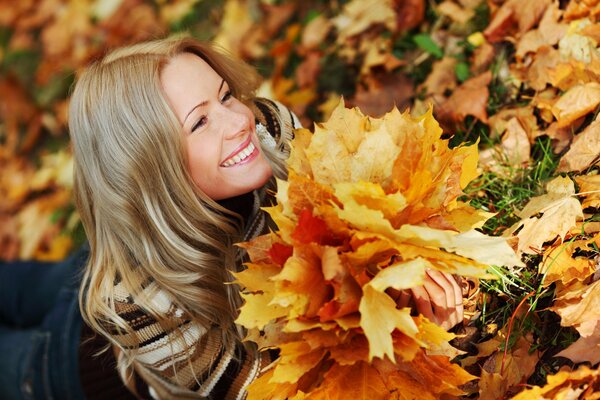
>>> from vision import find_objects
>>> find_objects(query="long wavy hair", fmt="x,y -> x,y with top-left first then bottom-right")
69,36 -> 286,368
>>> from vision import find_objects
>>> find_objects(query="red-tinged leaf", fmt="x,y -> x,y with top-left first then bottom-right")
291,209 -> 339,245
269,242 -> 294,266
317,246 -> 362,321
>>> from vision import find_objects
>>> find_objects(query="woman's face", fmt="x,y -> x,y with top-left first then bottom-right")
160,52 -> 273,200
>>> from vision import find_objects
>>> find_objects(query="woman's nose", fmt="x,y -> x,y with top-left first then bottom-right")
217,105 -> 249,140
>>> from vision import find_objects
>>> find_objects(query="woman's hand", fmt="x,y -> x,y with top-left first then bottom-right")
389,270 -> 464,330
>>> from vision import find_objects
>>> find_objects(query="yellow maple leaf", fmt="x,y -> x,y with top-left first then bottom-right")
233,262 -> 281,292
360,285 -> 419,361
574,173 -> 600,209
235,292 -> 289,330
271,341 -> 326,384
540,237 -> 597,287
511,365 -> 600,400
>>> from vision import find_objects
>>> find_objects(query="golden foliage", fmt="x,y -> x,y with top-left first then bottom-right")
238,102 -> 522,398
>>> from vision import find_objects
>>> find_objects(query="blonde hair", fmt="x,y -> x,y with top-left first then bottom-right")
69,37 -> 284,367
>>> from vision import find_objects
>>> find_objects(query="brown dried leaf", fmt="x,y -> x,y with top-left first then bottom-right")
488,106 -> 538,140
500,117 -> 531,166
470,41 -> 496,75
295,51 -> 321,88
301,15 -> 332,50
360,37 -> 404,75
552,279 -> 600,336
0,214 -> 20,261
484,0 -> 551,42
541,122 -> 575,154
437,1 -> 474,24
551,82 -> 600,127
515,3 -> 567,59
549,58 -> 600,92
510,176 -> 584,254
333,0 -> 396,42
558,114 -> 600,172
392,0 -> 425,33
16,190 -> 72,260
525,46 -> 562,91
0,77 -> 40,156
479,335 -> 541,400
512,365 -> 600,400
420,56 -> 457,96
158,0 -> 200,24
0,158 -> 35,212
436,70 -> 492,126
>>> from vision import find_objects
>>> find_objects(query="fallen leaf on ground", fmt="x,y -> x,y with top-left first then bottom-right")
555,320 -> 600,365
540,237 -> 597,286
515,3 -> 567,59
511,365 -> 600,399
509,176 -> 584,254
574,173 -> 600,210
478,334 -> 541,400
552,279 -> 600,336
436,70 -> 492,126
499,117 -> 531,165
551,82 -> 600,127
333,0 -> 396,43
420,56 -> 457,96
558,114 -> 600,172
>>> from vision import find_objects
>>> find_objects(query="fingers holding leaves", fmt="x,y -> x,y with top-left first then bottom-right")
388,270 -> 464,330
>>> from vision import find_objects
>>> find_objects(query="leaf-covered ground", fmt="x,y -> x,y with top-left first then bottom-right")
1,0 -> 599,398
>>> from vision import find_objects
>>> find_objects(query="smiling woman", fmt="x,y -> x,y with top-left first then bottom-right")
67,36 -> 302,399
0,35 -> 464,400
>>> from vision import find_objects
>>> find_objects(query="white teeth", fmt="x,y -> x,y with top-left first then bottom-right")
221,141 -> 256,167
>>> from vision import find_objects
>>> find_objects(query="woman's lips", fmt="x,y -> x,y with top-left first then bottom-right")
220,136 -> 259,167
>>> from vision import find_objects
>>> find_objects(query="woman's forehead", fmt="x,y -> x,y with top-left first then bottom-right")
160,53 -> 225,122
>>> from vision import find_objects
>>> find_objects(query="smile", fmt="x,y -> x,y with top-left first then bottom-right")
220,139 -> 258,167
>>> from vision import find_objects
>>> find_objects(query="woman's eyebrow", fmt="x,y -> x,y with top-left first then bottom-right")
183,79 -> 226,125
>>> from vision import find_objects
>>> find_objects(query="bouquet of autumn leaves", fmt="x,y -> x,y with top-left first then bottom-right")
234,101 -> 522,399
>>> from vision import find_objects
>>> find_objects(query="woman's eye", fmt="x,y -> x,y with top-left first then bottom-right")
192,116 -> 207,132
221,90 -> 232,103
